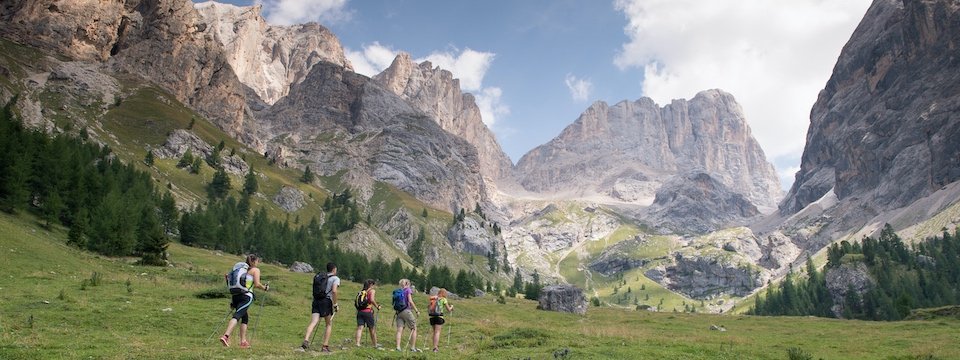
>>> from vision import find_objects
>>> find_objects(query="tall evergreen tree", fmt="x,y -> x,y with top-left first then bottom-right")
242,167 -> 258,195
207,167 -> 231,200
301,166 -> 315,183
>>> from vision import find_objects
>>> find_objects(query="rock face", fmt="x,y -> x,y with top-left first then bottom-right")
446,216 -> 498,255
194,1 -> 352,105
652,252 -> 762,299
153,129 -> 249,175
645,171 -> 760,234
537,284 -> 587,315
782,0 -> 960,217
0,0 -> 254,143
373,53 -> 514,184
588,236 -> 650,276
256,61 -> 487,211
273,186 -> 305,213
825,262 -> 874,317
515,90 -> 782,212
289,261 -> 314,273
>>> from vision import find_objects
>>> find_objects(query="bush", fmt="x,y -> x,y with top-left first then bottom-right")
786,347 -> 813,360
195,288 -> 228,299
80,272 -> 103,290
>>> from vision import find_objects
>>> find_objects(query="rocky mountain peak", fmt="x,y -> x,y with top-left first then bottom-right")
780,0 -> 960,216
194,1 -> 353,105
373,52 -> 514,185
515,89 -> 782,217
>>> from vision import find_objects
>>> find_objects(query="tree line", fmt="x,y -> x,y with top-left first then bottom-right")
0,100 -> 172,265
750,224 -> 960,320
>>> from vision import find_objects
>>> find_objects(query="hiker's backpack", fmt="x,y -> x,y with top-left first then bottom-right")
391,288 -> 407,312
354,290 -> 369,310
226,262 -> 250,295
428,295 -> 442,316
313,273 -> 330,300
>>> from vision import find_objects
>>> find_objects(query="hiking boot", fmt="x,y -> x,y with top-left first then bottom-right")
239,340 -> 250,349
219,334 -> 229,347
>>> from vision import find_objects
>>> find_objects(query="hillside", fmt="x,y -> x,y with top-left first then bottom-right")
2,211 -> 959,359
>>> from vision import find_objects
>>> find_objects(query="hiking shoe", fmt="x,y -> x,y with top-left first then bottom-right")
219,334 -> 229,347
433,348 -> 439,352
374,343 -> 384,350
410,348 -> 423,352
321,345 -> 331,353
393,347 -> 403,352
239,340 -> 250,349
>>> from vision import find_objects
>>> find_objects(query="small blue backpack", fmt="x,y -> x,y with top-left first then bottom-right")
392,288 -> 407,312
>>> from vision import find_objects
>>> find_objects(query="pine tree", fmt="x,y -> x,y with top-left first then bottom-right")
144,151 -> 154,166
301,166 -> 315,183
190,157 -> 202,174
177,149 -> 194,168
207,167 -> 231,200
408,226 -> 425,267
136,207 -> 168,266
243,167 -> 258,195
67,208 -> 89,248
421,207 -> 428,218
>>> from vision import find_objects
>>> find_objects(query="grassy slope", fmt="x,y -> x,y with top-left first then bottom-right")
2,212 -> 959,359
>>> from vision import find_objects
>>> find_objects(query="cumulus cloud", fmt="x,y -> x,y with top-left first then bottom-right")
419,49 -> 495,92
345,44 -> 508,127
614,0 -> 870,168
257,0 -> 351,26
564,74 -> 593,102
344,42 -> 398,77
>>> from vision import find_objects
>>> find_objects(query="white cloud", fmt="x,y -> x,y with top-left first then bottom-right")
344,43 -> 508,127
564,74 -> 593,102
476,87 -> 510,127
778,165 -> 801,191
344,42 -> 398,77
257,0 -> 351,26
419,49 -> 495,92
614,0 -> 870,174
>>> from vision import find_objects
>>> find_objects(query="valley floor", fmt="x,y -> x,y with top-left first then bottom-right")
0,212 -> 957,360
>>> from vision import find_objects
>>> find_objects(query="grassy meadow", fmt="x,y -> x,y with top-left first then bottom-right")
1,212 -> 958,360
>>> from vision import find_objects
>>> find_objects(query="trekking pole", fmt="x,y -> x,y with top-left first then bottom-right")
252,290 -> 267,341
446,310 -> 452,345
206,308 -> 235,343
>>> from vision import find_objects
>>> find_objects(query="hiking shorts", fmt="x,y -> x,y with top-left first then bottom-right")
230,292 -> 254,324
357,311 -> 375,327
312,298 -> 334,317
395,309 -> 416,330
429,316 -> 445,326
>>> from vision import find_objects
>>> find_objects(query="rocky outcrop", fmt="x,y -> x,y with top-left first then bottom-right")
588,236 -> 650,276
515,90 -> 782,211
644,171 -> 760,234
273,186 -> 305,213
256,61 -> 487,211
537,284 -> 587,315
825,262 -> 875,317
649,252 -> 763,299
446,216 -> 498,255
373,53 -> 514,184
0,0 -> 254,145
782,0 -> 960,218
153,129 -> 249,175
289,261 -> 314,273
194,1 -> 352,105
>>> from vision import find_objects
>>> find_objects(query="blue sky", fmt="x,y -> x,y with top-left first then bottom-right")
196,0 -> 872,190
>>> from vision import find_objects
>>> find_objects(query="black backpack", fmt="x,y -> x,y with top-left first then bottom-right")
313,273 -> 330,300
354,290 -> 369,310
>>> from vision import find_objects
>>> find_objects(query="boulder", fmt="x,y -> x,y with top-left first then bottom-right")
474,289 -> 486,298
825,262 -> 874,317
537,284 -> 587,315
289,261 -> 314,273
273,186 -> 305,213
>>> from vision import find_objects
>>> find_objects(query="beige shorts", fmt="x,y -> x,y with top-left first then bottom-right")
395,309 -> 417,330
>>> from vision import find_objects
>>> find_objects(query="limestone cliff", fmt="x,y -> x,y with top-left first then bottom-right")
194,1 -> 352,105
515,89 -> 782,214
373,53 -> 514,184
782,0 -> 960,216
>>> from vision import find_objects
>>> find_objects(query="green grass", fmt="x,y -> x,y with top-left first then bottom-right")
2,211 -> 959,359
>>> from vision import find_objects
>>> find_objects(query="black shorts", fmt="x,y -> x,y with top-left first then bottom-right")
230,292 -> 254,324
312,298 -> 333,317
357,311 -> 375,327
429,316 -> 445,326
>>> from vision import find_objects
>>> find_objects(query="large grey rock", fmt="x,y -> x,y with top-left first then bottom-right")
153,129 -> 249,175
780,0 -> 960,234
273,186 -> 305,213
515,90 -> 783,211
644,171 -> 760,234
588,236 -> 651,276
825,262 -> 875,318
374,53 -> 514,185
256,61 -> 487,211
446,216 -> 497,255
655,252 -> 764,299
194,1 -> 352,105
537,284 -> 587,315
289,261 -> 314,273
